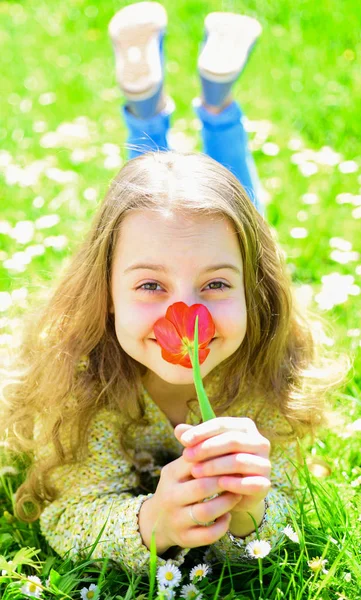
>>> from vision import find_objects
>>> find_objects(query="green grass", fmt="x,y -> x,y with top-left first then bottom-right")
1,0 -> 361,598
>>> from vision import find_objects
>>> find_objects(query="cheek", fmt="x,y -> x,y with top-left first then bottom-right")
114,300 -> 161,339
213,299 -> 247,341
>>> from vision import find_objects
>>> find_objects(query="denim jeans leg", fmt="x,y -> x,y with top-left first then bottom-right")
192,99 -> 264,215
121,98 -> 175,159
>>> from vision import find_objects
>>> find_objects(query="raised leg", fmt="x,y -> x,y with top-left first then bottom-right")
108,2 -> 172,158
193,99 -> 264,215
196,11 -> 264,214
122,97 -> 174,159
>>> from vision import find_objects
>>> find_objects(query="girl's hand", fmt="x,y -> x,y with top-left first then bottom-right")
144,424 -> 245,554
174,418 -> 271,513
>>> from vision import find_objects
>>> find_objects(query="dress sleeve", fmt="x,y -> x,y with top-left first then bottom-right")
209,410 -> 301,562
38,409 -> 190,575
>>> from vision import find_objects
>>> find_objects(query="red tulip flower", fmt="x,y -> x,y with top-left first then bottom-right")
153,302 -> 215,368
154,302 -> 216,421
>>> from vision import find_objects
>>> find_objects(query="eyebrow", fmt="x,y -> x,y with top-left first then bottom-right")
124,263 -> 241,275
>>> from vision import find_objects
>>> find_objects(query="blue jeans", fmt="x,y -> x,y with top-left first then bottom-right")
122,99 -> 264,215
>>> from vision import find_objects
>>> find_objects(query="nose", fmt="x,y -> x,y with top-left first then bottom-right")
170,294 -> 214,334
173,288 -> 204,309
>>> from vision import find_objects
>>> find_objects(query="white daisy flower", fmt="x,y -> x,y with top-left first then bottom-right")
282,525 -> 300,543
180,583 -> 203,600
80,583 -> 100,599
189,563 -> 210,581
343,572 -> 352,582
156,561 -> 182,589
308,557 -> 328,575
245,539 -> 272,559
20,575 -> 43,598
158,587 -> 175,600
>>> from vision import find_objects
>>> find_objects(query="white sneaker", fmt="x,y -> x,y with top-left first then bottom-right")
108,2 -> 167,100
199,12 -> 262,82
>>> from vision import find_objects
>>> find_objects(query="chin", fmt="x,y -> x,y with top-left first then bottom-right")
153,366 -> 197,386
152,360 -> 216,386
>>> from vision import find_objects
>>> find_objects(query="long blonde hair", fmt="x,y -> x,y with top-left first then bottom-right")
1,151 -> 346,522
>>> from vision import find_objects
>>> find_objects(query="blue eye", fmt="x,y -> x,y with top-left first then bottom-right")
137,281 -> 230,294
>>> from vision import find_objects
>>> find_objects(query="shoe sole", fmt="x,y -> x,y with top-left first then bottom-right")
108,2 -> 167,99
198,12 -> 262,82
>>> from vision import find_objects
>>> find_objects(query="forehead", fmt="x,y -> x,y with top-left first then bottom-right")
113,210 -> 242,266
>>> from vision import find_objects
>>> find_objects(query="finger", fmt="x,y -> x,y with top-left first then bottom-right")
174,424 -> 193,444
183,431 -> 271,462
181,512 -> 232,549
191,453 -> 271,479
179,475 -> 225,505
162,455 -> 194,483
180,417 -> 258,447
218,475 -> 271,497
186,491 -> 242,526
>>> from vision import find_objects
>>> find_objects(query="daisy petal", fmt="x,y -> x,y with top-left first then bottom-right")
245,539 -> 272,559
189,563 -> 210,581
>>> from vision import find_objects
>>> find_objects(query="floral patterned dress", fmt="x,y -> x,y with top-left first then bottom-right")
38,373 -> 299,575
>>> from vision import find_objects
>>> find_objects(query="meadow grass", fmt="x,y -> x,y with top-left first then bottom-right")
1,0 -> 361,598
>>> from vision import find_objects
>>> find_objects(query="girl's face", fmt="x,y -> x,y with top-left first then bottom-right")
110,210 -> 247,386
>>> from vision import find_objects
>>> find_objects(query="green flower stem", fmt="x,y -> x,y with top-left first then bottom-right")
188,316 -> 216,422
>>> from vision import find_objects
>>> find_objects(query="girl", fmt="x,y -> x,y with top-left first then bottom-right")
1,3 -> 342,578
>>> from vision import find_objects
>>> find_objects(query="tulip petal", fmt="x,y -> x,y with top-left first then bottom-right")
160,344 -> 210,367
154,318 -> 184,354
165,302 -> 189,339
161,348 -> 192,368
197,347 -> 211,364
187,304 -> 215,344
179,344 -> 211,366
165,302 -> 215,344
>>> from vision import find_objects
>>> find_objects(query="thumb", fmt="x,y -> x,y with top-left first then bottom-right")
174,423 -> 193,445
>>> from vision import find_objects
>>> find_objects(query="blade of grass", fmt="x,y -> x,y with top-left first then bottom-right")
148,528 -> 157,600
213,561 -> 226,600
